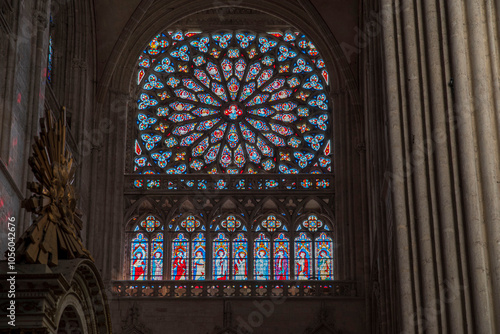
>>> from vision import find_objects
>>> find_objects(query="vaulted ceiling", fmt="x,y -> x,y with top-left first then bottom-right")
93,0 -> 359,82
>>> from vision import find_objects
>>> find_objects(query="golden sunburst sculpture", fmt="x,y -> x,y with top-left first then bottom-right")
14,107 -> 92,266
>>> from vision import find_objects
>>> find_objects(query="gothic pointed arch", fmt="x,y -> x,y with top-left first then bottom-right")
119,17 -> 339,284
249,196 -> 289,223
209,196 -> 249,220
124,196 -> 165,222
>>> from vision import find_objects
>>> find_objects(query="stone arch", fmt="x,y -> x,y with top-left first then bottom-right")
294,196 -> 335,220
11,259 -> 113,333
55,299 -> 86,334
249,196 -> 288,226
208,196 -> 249,222
96,0 -> 360,110
172,212 -> 207,231
124,196 -> 165,224
90,0 -> 367,286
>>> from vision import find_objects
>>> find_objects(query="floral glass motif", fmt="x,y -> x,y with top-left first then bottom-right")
181,215 -> 201,232
302,214 -> 323,232
134,30 -> 332,174
261,215 -> 282,232
221,215 -> 242,232
140,216 -> 161,232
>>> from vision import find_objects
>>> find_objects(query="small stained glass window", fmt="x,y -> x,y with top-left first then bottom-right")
254,233 -> 271,280
294,232 -> 312,280
232,233 -> 248,280
47,35 -> 54,83
130,233 -> 148,280
213,232 -> 230,280
172,233 -> 189,280
273,233 -> 290,280
130,215 -> 164,280
315,232 -> 334,280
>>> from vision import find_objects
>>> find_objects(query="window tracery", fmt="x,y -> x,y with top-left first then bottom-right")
127,29 -> 335,282
129,215 -> 164,280
133,30 -> 332,176
128,212 -> 334,280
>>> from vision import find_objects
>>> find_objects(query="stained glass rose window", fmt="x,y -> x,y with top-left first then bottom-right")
134,30 -> 332,175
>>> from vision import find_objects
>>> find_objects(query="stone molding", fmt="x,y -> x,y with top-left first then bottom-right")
0,259 -> 112,333
111,280 -> 356,298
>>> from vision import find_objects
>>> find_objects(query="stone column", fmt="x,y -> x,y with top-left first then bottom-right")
445,0 -> 500,332
380,0 -> 500,332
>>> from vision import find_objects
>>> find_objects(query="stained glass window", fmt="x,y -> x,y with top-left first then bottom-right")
151,233 -> 164,280
130,233 -> 148,280
315,233 -> 334,280
127,29 -> 336,282
169,215 -> 206,280
253,216 -> 293,281
133,30 -> 332,175
192,233 -> 206,280
274,233 -> 290,280
47,35 -> 54,83
294,215 -> 334,279
210,216 -> 248,280
213,233 -> 230,280
129,215 -> 163,280
294,232 -> 312,280
254,233 -> 271,280
171,233 -> 189,280
181,215 -> 201,232
262,215 -> 282,232
232,233 -> 248,280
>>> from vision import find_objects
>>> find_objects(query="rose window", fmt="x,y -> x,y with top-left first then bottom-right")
134,30 -> 332,174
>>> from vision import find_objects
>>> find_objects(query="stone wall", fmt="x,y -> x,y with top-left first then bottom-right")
111,298 -> 365,334
0,0 -> 96,258
0,0 -> 51,254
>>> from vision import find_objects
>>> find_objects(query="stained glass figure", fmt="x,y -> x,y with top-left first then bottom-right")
213,233 -> 230,280
134,30 -> 331,174
151,233 -> 164,280
233,233 -> 248,280
254,233 -> 271,280
315,233 -> 334,280
294,233 -> 312,280
274,233 -> 290,280
172,233 -> 189,280
192,233 -> 206,280
131,233 -> 148,280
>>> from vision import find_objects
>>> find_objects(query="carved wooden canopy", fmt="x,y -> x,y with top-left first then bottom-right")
14,108 -> 92,266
